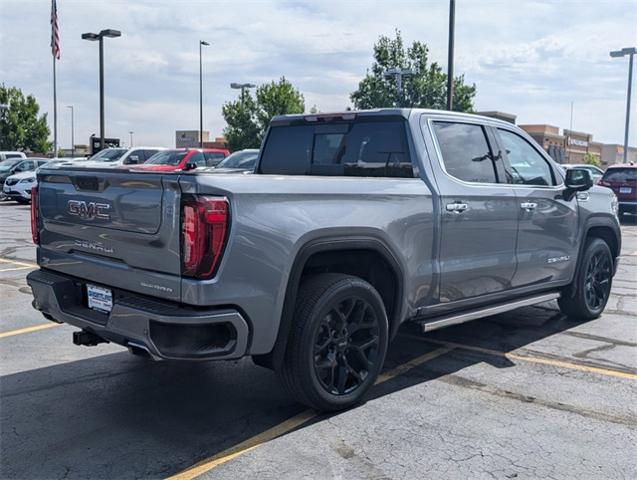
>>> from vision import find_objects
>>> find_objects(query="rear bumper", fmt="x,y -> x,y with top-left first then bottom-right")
27,269 -> 250,361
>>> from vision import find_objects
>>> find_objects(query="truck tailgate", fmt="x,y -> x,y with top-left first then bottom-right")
36,168 -> 183,301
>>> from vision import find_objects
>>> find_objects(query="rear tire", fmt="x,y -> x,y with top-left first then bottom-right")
279,273 -> 388,412
559,238 -> 613,320
15,198 -> 30,205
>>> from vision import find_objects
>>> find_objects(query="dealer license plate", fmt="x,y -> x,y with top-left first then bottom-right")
87,283 -> 113,313
619,187 -> 632,194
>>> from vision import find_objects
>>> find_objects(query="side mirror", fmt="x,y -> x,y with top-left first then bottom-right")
565,168 -> 593,192
126,155 -> 140,165
183,162 -> 197,171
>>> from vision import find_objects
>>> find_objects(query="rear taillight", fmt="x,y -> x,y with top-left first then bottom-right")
30,186 -> 39,245
599,180 -> 611,187
181,196 -> 229,278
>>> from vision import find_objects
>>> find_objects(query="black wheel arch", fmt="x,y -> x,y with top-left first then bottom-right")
258,235 -> 405,371
565,215 -> 621,299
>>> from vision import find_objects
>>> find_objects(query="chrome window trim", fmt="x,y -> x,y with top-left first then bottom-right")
423,115 -> 565,191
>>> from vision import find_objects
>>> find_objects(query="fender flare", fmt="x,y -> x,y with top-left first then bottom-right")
566,214 -> 621,298
262,235 -> 405,371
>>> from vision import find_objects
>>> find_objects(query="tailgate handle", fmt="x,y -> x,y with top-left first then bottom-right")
74,176 -> 100,191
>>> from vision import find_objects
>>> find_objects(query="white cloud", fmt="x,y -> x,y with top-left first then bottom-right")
0,0 -> 635,148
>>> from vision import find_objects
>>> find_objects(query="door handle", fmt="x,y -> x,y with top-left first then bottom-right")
446,202 -> 468,213
520,202 -> 537,211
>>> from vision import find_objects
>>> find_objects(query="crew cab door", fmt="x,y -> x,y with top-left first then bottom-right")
427,118 -> 518,304
494,127 -> 579,287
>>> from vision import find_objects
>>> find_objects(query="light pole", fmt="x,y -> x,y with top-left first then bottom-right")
446,0 -> 456,110
82,29 -> 121,152
383,68 -> 414,107
129,131 -> 134,147
66,105 -> 74,157
199,40 -> 210,148
230,82 -> 256,103
610,47 -> 636,163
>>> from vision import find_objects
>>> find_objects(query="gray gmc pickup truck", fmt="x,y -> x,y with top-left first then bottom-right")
28,109 -> 621,411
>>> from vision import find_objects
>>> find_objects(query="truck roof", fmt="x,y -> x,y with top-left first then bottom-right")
270,108 -> 516,129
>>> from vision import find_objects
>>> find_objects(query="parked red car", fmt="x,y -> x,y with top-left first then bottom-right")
599,163 -> 637,216
133,148 -> 229,172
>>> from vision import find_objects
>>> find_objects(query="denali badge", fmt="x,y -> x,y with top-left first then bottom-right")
548,255 -> 570,264
74,240 -> 114,254
67,200 -> 111,220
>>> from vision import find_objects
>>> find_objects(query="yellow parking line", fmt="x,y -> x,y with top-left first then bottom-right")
403,335 -> 637,381
0,265 -> 35,272
167,346 -> 451,480
0,257 -> 37,268
0,323 -> 60,339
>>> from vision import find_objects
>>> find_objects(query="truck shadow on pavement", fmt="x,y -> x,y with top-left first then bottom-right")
0,304 -> 605,479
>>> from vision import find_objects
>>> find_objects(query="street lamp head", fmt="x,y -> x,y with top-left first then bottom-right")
231,82 -> 256,89
81,32 -> 100,41
610,47 -> 637,58
100,29 -> 121,38
200,40 -> 210,46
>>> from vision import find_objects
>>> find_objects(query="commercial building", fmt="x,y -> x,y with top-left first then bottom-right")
58,145 -> 90,157
519,125 -> 607,165
601,144 -> 637,165
477,111 -> 634,167
176,130 -> 209,148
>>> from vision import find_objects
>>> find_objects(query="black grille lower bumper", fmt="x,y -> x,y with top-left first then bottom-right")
27,268 -> 250,361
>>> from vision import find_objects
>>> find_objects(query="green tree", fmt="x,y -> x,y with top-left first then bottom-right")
583,152 -> 601,167
0,84 -> 51,153
222,77 -> 305,151
221,93 -> 261,152
350,30 -> 476,112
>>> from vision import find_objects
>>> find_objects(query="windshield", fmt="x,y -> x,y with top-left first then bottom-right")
0,159 -> 21,172
88,149 -> 126,162
217,151 -> 258,169
145,150 -> 188,166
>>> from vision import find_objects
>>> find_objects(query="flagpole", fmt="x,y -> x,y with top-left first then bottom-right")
53,55 -> 57,156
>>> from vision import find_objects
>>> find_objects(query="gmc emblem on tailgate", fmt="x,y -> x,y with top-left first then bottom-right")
67,200 -> 111,220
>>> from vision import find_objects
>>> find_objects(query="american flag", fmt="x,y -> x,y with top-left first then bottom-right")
50,0 -> 60,59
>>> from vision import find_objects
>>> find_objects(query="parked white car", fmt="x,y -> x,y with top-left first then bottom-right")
0,151 -> 26,161
0,157 -> 49,201
3,170 -> 38,204
78,147 -> 166,168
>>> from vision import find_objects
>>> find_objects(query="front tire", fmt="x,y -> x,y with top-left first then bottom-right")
559,238 -> 613,320
279,273 -> 389,412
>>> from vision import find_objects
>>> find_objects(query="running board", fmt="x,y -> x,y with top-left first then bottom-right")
420,292 -> 561,332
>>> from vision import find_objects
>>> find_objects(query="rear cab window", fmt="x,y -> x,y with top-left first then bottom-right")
259,117 -> 415,178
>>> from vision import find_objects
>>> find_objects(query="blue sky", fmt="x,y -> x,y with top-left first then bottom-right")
1,0 -> 636,148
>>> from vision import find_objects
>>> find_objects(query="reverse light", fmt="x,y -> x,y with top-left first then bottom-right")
181,196 -> 229,278
30,186 -> 39,245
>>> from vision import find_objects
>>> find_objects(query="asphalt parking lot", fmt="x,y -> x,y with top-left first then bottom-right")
1,201 -> 636,480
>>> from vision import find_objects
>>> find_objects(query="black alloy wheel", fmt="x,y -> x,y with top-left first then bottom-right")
313,297 -> 380,396
279,273 -> 389,411
583,250 -> 612,311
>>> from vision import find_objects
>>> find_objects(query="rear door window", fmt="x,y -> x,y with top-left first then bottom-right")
189,152 -> 206,168
432,122 -> 498,183
259,118 -> 414,177
204,152 -> 226,167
